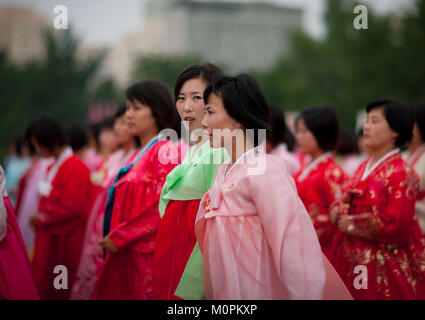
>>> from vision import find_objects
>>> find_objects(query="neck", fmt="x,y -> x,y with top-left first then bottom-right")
310,150 -> 326,162
226,137 -> 255,165
408,140 -> 424,155
139,132 -> 158,148
122,140 -> 136,153
370,144 -> 396,166
53,145 -> 67,159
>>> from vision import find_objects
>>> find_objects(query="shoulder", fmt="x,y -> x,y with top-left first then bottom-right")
246,154 -> 292,185
63,154 -> 90,173
324,157 -> 347,181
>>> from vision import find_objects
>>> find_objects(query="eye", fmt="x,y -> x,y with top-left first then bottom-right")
177,96 -> 184,101
194,96 -> 202,100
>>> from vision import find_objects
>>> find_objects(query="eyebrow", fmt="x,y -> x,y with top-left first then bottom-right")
179,91 -> 203,96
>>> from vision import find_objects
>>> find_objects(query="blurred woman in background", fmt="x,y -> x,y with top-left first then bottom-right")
293,106 -> 347,259
266,104 -> 300,175
29,116 -> 93,300
330,99 -> 425,299
71,107 -> 139,300
403,102 -> 425,234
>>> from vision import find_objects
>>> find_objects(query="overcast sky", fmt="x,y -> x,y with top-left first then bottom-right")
0,0 -> 416,48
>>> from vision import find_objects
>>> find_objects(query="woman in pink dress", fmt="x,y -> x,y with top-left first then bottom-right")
71,107 -> 139,300
197,74 -> 351,299
0,165 -> 39,300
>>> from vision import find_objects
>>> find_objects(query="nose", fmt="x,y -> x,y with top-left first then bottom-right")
183,99 -> 192,113
201,113 -> 208,129
125,108 -> 133,120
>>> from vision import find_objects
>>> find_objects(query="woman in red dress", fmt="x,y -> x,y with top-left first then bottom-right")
330,99 -> 425,299
152,63 -> 226,300
93,80 -> 180,300
293,106 -> 348,259
29,117 -> 93,300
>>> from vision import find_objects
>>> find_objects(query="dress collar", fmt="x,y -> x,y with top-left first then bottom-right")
361,148 -> 399,181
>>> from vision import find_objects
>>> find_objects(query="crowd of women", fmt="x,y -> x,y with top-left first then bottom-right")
1,62 -> 425,300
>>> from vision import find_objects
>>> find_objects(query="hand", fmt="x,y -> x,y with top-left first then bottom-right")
30,214 -> 39,229
329,205 -> 340,224
337,215 -> 353,234
99,235 -> 118,253
308,204 -> 320,220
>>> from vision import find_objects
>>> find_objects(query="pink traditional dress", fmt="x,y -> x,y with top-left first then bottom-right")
195,146 -> 352,299
331,149 -> 425,299
16,157 -> 54,253
0,165 -> 39,300
269,143 -> 301,175
93,136 -> 180,299
71,148 -> 137,300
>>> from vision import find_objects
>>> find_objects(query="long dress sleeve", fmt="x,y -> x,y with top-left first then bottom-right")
37,160 -> 92,232
248,158 -> 326,299
342,166 -> 418,244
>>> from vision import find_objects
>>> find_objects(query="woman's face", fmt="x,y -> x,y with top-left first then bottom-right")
202,92 -> 243,149
114,115 -> 134,147
295,118 -> 321,156
176,77 -> 207,134
363,107 -> 398,152
125,99 -> 158,139
99,128 -> 119,155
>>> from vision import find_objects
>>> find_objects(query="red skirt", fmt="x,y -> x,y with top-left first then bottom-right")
153,199 -> 200,299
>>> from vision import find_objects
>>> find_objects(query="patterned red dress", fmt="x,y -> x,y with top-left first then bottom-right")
294,153 -> 347,259
331,150 -> 425,299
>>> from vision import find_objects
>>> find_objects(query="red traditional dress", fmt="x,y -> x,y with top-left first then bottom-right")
0,166 -> 39,300
93,137 -> 180,300
153,142 -> 226,300
293,153 -> 348,259
32,147 -> 93,300
331,149 -> 425,299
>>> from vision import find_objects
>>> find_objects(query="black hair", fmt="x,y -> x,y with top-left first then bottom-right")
410,101 -> 425,142
66,124 -> 88,153
337,127 -> 358,155
203,74 -> 270,147
126,80 -> 176,131
99,117 -> 115,131
11,135 -> 25,157
267,103 -> 296,151
296,105 -> 340,152
27,116 -> 66,152
366,99 -> 413,147
114,105 -> 127,120
174,63 -> 223,101
87,122 -> 101,149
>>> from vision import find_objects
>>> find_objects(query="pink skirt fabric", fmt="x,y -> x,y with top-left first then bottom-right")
0,197 -> 39,300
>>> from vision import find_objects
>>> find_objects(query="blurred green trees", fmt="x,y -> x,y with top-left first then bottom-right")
256,0 -> 425,128
0,29 -> 120,160
1,0 -> 424,160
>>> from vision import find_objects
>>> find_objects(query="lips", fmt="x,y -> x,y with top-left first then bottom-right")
184,116 -> 195,122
